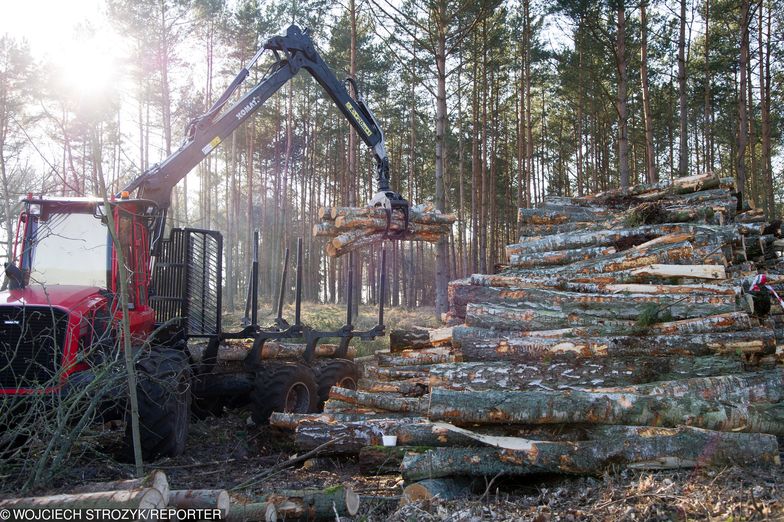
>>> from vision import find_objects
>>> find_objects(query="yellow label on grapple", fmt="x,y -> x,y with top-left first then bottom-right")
345,101 -> 374,137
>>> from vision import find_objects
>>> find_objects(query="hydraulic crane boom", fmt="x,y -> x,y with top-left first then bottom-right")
123,25 -> 405,241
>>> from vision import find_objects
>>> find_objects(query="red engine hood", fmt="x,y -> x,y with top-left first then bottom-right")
0,284 -> 105,311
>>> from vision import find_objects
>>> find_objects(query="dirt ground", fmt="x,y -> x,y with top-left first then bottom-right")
23,407 -> 784,521
4,305 -> 784,520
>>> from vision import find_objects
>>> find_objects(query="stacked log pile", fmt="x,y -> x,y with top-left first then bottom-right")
313,203 -> 456,256
273,173 -> 784,501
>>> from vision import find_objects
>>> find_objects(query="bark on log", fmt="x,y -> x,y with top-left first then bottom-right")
294,418 -> 429,453
0,489 -> 166,511
322,399 -> 396,414
519,222 -> 608,237
515,241 -> 702,275
327,387 -> 426,413
326,229 -> 445,257
509,246 -> 617,268
269,412 -> 428,431
400,479 -> 473,505
230,485 -> 359,521
294,420 -> 585,453
458,329 -> 774,361
325,206 -> 457,224
377,352 -> 458,367
517,208 -> 609,225
333,215 -> 450,235
592,369 -> 784,403
561,282 -> 737,296
506,223 -> 734,257
460,289 -> 737,327
400,426 -> 779,481
572,173 -> 725,205
364,366 -> 431,381
357,378 -> 429,396
390,327 -> 431,351
71,470 -> 169,497
261,486 -> 360,520
462,263 -> 728,298
359,446 -> 428,475
426,388 -> 784,434
451,313 -> 754,347
426,356 -> 745,390
169,490 -> 230,517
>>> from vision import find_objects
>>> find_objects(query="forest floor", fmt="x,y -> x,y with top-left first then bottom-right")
36,409 -> 784,521
4,304 -> 784,520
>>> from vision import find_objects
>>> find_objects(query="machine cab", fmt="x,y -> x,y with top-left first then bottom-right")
9,194 -> 157,323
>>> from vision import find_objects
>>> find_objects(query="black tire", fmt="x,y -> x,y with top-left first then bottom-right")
312,359 -> 358,409
126,349 -> 192,460
250,363 -> 318,424
191,396 -> 224,420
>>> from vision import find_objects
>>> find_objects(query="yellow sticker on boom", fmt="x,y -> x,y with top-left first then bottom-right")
202,136 -> 222,156
345,102 -> 374,137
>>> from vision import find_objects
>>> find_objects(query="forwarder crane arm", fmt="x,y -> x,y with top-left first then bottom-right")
122,25 -> 407,246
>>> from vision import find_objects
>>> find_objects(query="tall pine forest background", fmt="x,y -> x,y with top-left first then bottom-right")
0,0 -> 782,318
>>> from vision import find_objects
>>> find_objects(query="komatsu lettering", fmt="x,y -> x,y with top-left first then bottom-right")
236,96 -> 260,120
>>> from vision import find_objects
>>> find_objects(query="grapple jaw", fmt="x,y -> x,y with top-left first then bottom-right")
369,190 -> 410,240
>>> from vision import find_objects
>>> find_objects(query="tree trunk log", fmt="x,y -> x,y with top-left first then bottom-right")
426,388 -> 784,434
505,223 -> 734,258
294,418 -> 428,454
451,312 -> 755,347
357,378 -> 429,396
359,445 -> 428,475
294,420 -> 585,453
377,352 -> 458,367
389,327 -> 431,351
364,366 -> 431,381
325,206 -> 456,224
461,292 -> 738,329
593,369 -> 784,403
169,490 -> 230,517
327,387 -> 426,414
70,470 -> 168,497
0,489 -> 166,511
401,479 -> 474,505
458,329 -> 774,361
427,356 -> 745,390
400,426 -> 778,481
269,412 -> 428,431
230,485 -> 359,521
509,245 -> 617,268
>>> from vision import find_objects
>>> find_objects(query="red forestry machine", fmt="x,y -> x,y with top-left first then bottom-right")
0,26 -> 407,459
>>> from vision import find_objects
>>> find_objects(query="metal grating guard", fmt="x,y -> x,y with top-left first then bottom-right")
0,306 -> 68,389
151,229 -> 222,337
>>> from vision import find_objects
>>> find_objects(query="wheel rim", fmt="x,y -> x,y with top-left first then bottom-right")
337,376 -> 357,390
284,381 -> 310,413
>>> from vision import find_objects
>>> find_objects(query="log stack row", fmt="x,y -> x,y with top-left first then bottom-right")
274,173 -> 784,502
